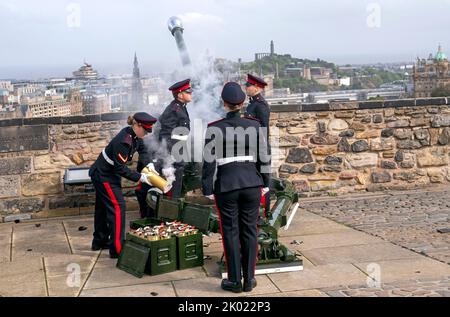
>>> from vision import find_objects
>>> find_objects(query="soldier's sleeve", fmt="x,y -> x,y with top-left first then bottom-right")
201,127 -> 217,196
136,138 -> 151,172
161,108 -> 180,152
255,103 -> 270,128
112,140 -> 141,182
256,123 -> 271,188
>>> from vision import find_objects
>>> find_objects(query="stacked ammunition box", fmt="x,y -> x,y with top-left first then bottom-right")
118,197 -> 209,278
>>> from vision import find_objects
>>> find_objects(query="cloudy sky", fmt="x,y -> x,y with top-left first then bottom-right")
1,0 -> 449,78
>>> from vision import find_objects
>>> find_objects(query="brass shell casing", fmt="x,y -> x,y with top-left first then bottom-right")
142,167 -> 173,194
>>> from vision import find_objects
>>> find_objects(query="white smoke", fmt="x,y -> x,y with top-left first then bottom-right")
143,46 -> 239,186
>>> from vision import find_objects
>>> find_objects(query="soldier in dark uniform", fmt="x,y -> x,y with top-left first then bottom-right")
244,74 -> 272,217
202,82 -> 271,293
89,112 -> 157,258
134,134 -> 160,219
158,79 -> 193,198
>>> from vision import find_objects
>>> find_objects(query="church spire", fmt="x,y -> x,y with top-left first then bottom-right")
131,52 -> 144,110
133,52 -> 140,79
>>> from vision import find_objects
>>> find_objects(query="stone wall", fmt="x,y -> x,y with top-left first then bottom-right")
270,97 -> 450,196
1,97 -> 450,219
0,113 -> 131,221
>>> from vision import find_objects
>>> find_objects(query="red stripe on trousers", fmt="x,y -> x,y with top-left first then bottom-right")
260,188 -> 267,219
136,181 -> 142,191
103,182 -> 122,254
213,194 -> 230,278
253,189 -> 262,276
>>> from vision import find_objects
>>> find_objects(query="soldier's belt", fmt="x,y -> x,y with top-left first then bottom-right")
216,156 -> 255,166
171,134 -> 189,141
102,149 -> 115,166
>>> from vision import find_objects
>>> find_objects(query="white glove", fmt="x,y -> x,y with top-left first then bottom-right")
146,163 -> 159,175
140,173 -> 152,186
162,167 -> 175,178
205,195 -> 215,201
262,187 -> 270,195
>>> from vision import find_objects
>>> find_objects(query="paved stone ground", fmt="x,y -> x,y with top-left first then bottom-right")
302,186 -> 450,265
1,189 -> 450,297
322,277 -> 450,297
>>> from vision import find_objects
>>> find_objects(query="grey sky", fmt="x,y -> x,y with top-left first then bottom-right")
1,0 -> 449,78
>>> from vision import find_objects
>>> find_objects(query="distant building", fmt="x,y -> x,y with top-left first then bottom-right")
413,44 -> 449,98
255,41 -> 276,61
130,53 -> 145,111
68,90 -> 83,116
73,62 -> 99,80
82,92 -> 109,115
0,81 -> 13,92
22,95 -> 72,118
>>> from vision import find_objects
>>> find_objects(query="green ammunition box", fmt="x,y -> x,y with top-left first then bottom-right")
116,240 -> 150,278
129,218 -> 162,230
157,197 -> 184,221
181,202 -> 216,233
176,232 -> 204,270
125,233 -> 177,276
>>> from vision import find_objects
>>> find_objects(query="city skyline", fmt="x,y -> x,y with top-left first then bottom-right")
1,0 -> 450,79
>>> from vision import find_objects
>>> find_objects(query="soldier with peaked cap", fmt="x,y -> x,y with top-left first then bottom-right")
158,79 -> 193,198
89,112 -> 158,258
202,82 -> 271,293
245,74 -> 270,134
245,74 -> 272,217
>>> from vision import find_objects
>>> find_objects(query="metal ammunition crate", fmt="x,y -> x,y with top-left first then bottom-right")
128,218 -> 204,271
117,232 -> 177,278
176,232 -> 204,270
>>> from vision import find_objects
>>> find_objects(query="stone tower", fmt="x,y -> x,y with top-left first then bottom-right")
131,52 -> 144,110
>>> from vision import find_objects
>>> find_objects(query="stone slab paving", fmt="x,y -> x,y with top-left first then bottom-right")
353,258 -> 450,284
173,276 -> 280,297
1,192 -> 450,297
84,256 -> 207,291
0,257 -> 47,297
321,277 -> 450,297
268,263 -> 368,292
0,229 -> 11,263
302,243 -> 423,266
249,289 -> 329,297
80,281 -> 176,297
302,187 -> 450,265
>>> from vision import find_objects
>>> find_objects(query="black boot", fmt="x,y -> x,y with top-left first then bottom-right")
243,278 -> 257,292
91,242 -> 109,251
221,279 -> 243,293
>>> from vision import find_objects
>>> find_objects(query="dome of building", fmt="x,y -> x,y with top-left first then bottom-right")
436,44 -> 447,61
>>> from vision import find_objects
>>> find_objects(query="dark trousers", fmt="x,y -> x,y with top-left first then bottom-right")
215,187 -> 261,283
135,182 -> 156,218
169,164 -> 184,199
92,180 -> 126,256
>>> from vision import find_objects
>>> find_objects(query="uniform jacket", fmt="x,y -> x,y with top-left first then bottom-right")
245,93 -> 270,132
158,99 -> 191,152
202,111 -> 271,196
89,127 -> 144,184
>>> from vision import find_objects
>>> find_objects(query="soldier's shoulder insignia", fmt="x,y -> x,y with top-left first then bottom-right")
122,134 -> 133,145
244,116 -> 260,122
172,104 -> 182,112
208,118 -> 225,126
